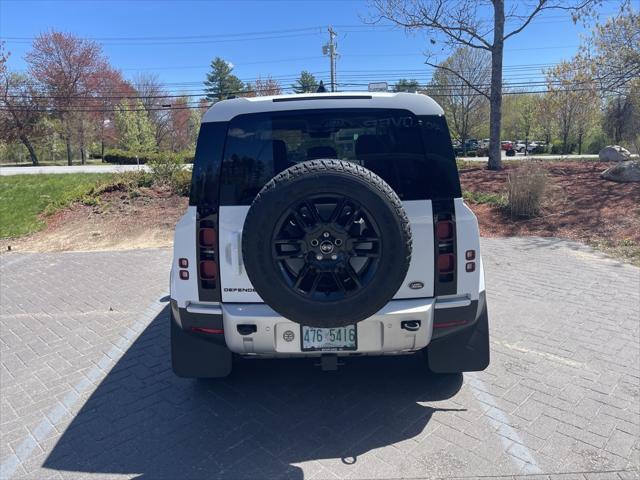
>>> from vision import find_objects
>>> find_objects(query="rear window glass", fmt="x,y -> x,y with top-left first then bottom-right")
219,109 -> 455,205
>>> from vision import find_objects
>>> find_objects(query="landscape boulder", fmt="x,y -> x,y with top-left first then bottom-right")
601,160 -> 640,183
599,145 -> 631,162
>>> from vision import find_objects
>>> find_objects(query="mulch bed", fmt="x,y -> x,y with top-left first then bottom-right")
459,161 -> 640,247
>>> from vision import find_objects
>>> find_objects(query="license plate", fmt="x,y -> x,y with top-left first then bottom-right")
301,325 -> 357,351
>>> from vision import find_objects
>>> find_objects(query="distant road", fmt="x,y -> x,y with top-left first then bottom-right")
457,153 -> 602,162
1,154 -> 634,175
0,164 -> 150,176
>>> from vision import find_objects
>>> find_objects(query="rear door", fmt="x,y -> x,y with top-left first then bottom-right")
217,109 -> 460,304
218,201 -> 434,303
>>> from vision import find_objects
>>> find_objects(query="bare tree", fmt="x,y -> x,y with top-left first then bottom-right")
427,47 -> 490,154
132,72 -> 172,149
93,67 -> 136,159
370,0 -> 600,169
254,76 -> 283,96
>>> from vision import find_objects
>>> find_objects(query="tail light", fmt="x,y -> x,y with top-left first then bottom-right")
199,228 -> 217,249
191,327 -> 224,335
436,220 -> 454,241
200,260 -> 218,280
198,222 -> 220,294
434,214 -> 456,284
437,253 -> 455,274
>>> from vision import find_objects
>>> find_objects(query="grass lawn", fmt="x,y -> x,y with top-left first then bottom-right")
0,173 -> 113,238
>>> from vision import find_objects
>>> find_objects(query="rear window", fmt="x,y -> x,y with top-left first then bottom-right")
219,108 -> 459,205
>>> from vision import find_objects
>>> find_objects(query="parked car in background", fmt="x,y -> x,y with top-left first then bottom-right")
501,141 -> 514,151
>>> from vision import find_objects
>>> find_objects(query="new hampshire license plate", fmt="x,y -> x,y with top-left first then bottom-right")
301,325 -> 357,351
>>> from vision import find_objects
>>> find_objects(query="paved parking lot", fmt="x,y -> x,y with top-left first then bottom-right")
1,237 -> 638,480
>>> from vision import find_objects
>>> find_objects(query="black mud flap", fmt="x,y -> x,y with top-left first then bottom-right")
427,293 -> 490,373
171,312 -> 232,378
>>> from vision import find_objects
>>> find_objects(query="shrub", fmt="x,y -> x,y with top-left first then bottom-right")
550,140 -> 564,154
148,153 -> 183,186
463,190 -> 505,206
506,165 -> 549,218
586,132 -> 608,154
91,170 -> 153,196
171,168 -> 192,196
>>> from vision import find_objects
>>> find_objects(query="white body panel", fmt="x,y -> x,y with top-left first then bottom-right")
218,205 -> 262,303
218,200 -> 434,303
221,298 -> 434,356
454,198 -> 482,301
202,92 -> 444,123
170,206 -> 199,310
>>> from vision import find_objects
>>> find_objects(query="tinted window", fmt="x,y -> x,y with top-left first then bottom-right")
189,122 -> 227,209
219,109 -> 459,205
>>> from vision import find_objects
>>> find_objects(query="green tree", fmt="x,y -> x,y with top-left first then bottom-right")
502,94 -> 538,150
545,60 -> 597,154
292,71 -> 319,94
393,79 -> 420,92
114,100 -> 156,155
204,57 -> 244,101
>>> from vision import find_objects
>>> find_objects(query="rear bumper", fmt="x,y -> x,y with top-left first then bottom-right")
221,298 -> 434,356
171,294 -> 485,358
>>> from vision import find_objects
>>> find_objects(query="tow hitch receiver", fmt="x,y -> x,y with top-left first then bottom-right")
319,354 -> 339,371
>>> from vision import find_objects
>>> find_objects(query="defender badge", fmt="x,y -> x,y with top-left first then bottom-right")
409,281 -> 424,290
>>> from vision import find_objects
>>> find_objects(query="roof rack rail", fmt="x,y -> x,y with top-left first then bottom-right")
273,95 -> 373,103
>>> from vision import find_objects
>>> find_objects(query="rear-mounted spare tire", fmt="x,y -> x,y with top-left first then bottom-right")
242,159 -> 412,328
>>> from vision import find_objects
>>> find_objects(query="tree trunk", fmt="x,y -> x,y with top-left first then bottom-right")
578,132 -> 583,155
487,0 -> 504,170
19,134 -> 39,166
80,119 -> 86,165
65,136 -> 73,166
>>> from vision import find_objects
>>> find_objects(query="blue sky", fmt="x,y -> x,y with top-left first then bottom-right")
0,0 -> 623,94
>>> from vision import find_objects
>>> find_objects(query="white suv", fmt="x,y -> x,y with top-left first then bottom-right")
170,92 -> 489,378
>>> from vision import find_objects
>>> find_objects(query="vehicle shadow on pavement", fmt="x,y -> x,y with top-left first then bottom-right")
44,305 -> 464,479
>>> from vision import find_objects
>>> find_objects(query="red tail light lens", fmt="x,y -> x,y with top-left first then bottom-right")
191,327 -> 224,335
179,270 -> 189,280
199,228 -> 217,249
438,253 -> 455,273
436,221 -> 454,241
200,260 -> 218,280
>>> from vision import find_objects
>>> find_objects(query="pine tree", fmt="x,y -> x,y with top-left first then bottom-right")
203,57 -> 244,101
292,71 -> 319,94
393,79 -> 420,92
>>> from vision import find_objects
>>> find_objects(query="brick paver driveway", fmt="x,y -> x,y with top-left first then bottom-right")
1,238 -> 638,480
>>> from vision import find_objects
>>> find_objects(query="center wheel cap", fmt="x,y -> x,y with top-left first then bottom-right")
320,241 -> 334,254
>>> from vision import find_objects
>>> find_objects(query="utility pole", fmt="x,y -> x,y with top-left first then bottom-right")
323,27 -> 338,92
